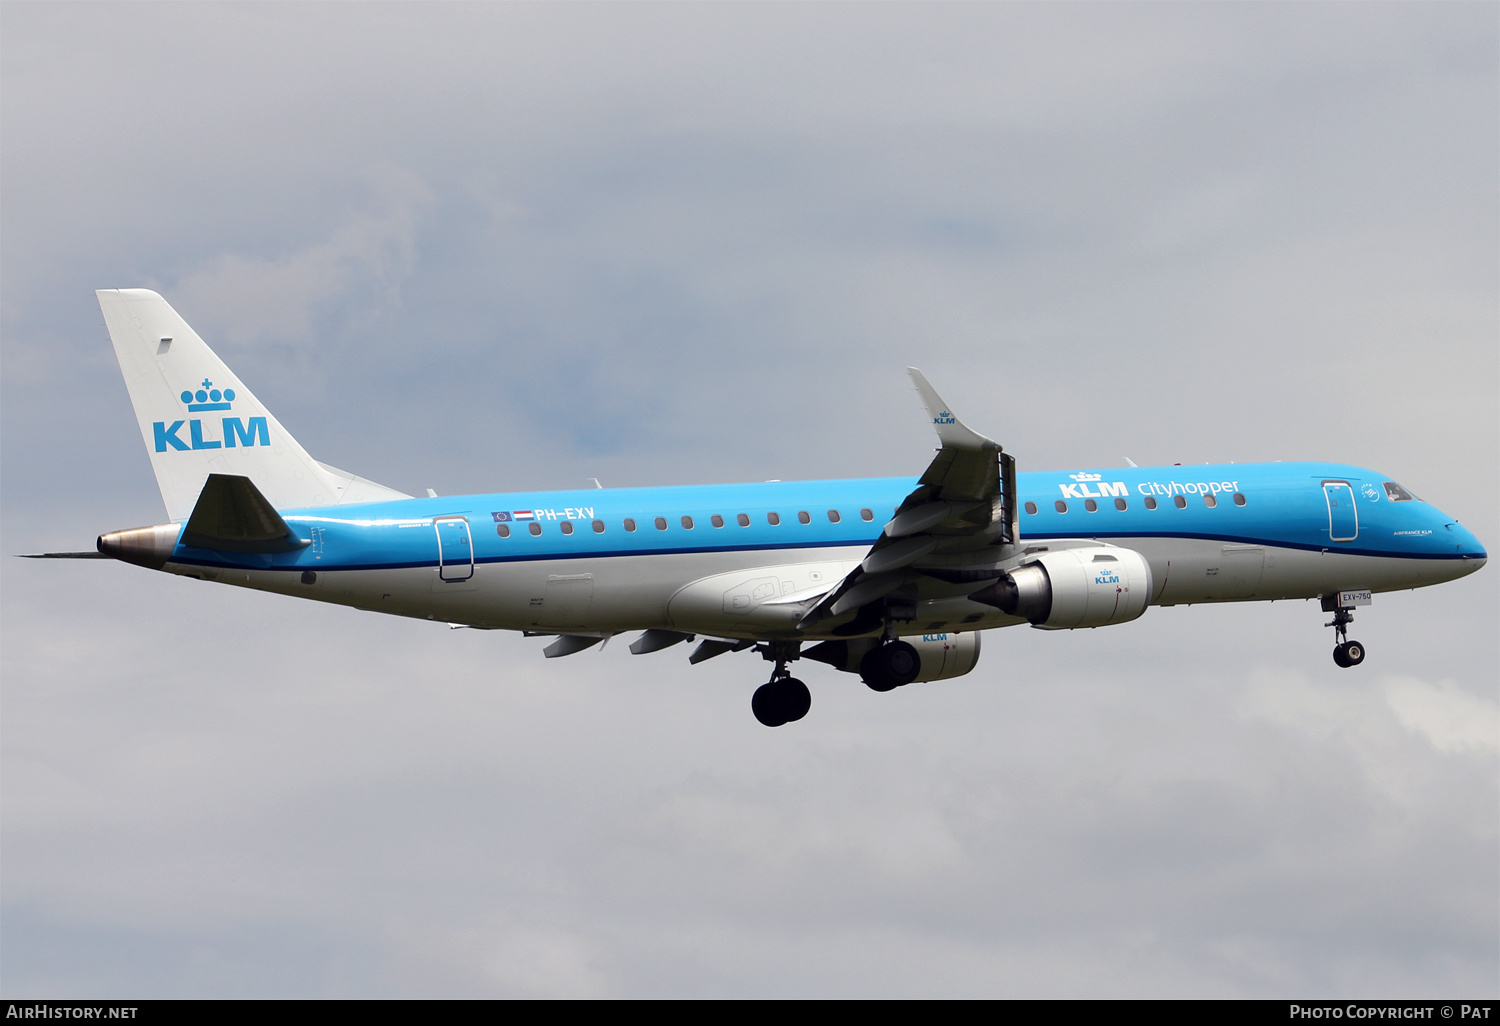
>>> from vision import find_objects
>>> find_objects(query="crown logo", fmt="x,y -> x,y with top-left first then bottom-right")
181,378 -> 235,412
1069,472 -> 1102,482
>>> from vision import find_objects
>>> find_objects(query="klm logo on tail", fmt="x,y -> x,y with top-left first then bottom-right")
153,379 -> 269,452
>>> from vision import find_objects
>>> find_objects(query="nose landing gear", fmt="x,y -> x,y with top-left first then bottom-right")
1322,594 -> 1366,668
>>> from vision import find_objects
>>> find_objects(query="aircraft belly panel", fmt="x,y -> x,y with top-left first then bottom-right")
1119,541 -> 1460,604
665,558 -> 861,634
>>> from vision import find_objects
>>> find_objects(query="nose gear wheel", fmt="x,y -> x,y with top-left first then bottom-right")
1323,599 -> 1366,669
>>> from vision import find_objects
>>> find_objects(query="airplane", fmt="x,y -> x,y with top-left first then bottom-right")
27,289 -> 1489,727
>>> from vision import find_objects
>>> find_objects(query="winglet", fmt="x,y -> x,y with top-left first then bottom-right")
907,368 -> 996,451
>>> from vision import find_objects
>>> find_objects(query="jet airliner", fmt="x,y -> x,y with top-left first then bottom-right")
34,290 -> 1488,727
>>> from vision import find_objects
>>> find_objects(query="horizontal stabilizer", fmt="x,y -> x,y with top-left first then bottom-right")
180,474 -> 308,554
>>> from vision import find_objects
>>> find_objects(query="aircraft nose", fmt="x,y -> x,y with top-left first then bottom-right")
1445,521 -> 1486,575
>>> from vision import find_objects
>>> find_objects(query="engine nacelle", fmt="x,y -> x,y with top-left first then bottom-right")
969,546 -> 1152,629
803,631 -> 982,682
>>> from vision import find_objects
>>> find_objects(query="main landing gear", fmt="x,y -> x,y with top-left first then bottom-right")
1322,595 -> 1366,668
744,625 -> 926,726
858,622 -> 922,693
859,640 -> 921,692
751,641 -> 811,728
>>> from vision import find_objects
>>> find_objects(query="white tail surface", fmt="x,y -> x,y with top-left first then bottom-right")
98,289 -> 410,522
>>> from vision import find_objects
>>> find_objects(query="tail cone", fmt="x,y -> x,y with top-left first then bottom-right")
97,524 -> 180,570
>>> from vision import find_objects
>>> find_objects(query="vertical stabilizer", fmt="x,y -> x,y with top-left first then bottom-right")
97,289 -> 409,521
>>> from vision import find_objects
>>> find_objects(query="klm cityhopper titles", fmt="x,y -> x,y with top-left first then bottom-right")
30,290 -> 1487,727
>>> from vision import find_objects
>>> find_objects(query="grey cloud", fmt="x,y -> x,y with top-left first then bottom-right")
172,164 -> 432,349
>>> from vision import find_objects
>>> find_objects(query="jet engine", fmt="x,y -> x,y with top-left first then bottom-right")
969,546 -> 1152,629
803,631 -> 982,682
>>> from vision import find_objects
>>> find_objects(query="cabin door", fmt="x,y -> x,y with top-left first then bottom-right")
434,516 -> 475,581
1323,482 -> 1358,543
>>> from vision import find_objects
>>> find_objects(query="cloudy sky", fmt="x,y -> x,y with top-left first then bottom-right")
2,2 -> 1496,997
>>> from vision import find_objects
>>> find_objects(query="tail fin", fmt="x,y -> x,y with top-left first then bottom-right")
98,289 -> 410,521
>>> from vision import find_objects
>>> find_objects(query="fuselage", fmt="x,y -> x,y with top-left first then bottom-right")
155,461 -> 1486,639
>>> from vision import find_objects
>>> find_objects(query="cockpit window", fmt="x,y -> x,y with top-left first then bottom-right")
1383,481 -> 1417,502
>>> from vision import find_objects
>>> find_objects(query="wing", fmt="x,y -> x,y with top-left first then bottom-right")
798,368 -> 1017,634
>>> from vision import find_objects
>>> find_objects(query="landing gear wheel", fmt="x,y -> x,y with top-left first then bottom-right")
752,683 -> 788,727
1323,600 -> 1365,669
751,677 -> 811,727
779,677 -> 811,722
1332,640 -> 1367,668
860,640 -> 921,692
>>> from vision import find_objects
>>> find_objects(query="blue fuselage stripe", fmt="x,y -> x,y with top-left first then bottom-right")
168,462 -> 1487,572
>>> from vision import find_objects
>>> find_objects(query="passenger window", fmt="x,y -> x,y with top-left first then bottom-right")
681,515 -> 694,529
827,510 -> 841,523
560,521 -> 574,535
497,524 -> 511,538
1173,495 -> 1187,509
623,518 -> 637,532
1203,493 -> 1217,508
1383,482 -> 1415,502
654,517 -> 668,531
736,513 -> 750,527
1055,500 -> 1068,513
1024,501 -> 1038,515
711,514 -> 725,528
1084,499 -> 1098,512
767,512 -> 781,526
592,520 -> 605,533
528,522 -> 542,536
797,511 -> 811,525
1233,493 -> 1246,506
860,508 -> 874,522
1114,498 -> 1127,511
1145,496 -> 1158,510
